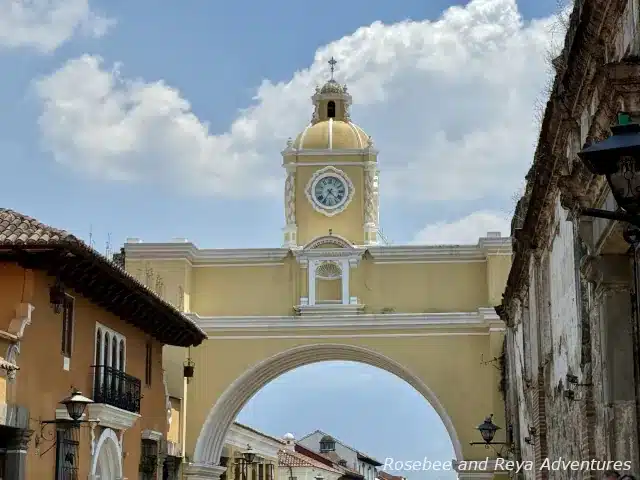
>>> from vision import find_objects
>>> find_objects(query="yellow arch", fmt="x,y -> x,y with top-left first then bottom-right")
192,343 -> 463,466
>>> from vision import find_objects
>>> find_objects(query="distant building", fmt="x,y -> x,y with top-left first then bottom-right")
376,471 -> 406,480
297,430 -> 382,480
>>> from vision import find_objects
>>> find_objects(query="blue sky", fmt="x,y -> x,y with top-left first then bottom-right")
1,0 -> 562,477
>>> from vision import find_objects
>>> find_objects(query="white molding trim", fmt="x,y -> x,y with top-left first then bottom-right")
304,166 -> 355,217
225,423 -> 283,460
281,150 -> 378,158
192,344 -> 464,466
89,428 -> 124,479
95,322 -> 126,371
142,429 -> 164,442
87,404 -> 141,431
190,308 -> 504,333
206,333 -> 492,340
123,238 -> 511,265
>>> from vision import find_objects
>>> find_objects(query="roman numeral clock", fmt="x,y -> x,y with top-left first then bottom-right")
305,166 -> 355,216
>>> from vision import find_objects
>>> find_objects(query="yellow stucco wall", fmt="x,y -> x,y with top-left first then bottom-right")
127,256 -> 498,317
125,248 -> 510,465
295,161 -> 365,246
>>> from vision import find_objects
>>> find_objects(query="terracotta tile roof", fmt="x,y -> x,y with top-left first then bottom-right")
377,471 -> 406,480
0,358 -> 18,371
278,450 -> 343,474
0,208 -> 207,347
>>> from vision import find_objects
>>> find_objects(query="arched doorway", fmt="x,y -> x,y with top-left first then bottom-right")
90,428 -> 123,480
190,343 -> 464,473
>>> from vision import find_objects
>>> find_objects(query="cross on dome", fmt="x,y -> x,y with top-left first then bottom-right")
328,57 -> 337,80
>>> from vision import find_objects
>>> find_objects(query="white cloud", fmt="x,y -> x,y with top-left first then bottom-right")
0,0 -> 114,53
411,211 -> 512,245
34,0 -> 561,200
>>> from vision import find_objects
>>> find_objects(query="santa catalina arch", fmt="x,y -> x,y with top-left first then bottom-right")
124,60 -> 511,480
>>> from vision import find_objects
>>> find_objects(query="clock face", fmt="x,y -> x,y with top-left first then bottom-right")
314,175 -> 347,208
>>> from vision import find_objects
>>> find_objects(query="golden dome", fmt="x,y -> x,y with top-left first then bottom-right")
293,119 -> 370,150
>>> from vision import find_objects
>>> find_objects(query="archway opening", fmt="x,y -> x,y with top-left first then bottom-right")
91,428 -> 123,479
192,344 -> 461,480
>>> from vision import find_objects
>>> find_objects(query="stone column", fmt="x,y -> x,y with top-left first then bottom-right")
308,260 -> 316,306
185,463 -> 228,480
341,259 -> 350,305
4,428 -> 33,480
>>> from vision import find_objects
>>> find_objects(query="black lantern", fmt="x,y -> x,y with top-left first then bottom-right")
578,113 -> 640,215
469,414 -> 513,458
242,445 -> 256,464
49,280 -> 65,314
477,414 -> 500,444
36,388 -> 97,456
60,389 -> 93,421
184,358 -> 195,382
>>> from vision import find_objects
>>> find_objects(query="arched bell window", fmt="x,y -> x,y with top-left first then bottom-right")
327,101 -> 336,118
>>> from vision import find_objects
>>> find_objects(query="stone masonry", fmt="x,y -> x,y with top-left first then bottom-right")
497,0 -> 640,479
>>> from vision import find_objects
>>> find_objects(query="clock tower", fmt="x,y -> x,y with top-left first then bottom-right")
281,58 -> 380,247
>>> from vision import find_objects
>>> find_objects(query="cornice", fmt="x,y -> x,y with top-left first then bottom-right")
190,308 -> 504,333
124,237 -> 511,265
281,148 -> 379,157
226,424 -> 283,460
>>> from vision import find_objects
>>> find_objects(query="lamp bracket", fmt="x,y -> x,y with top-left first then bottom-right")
469,442 -> 514,459
579,208 -> 640,230
480,354 -> 503,371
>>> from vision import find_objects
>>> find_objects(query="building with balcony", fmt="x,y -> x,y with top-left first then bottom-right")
0,208 -> 207,479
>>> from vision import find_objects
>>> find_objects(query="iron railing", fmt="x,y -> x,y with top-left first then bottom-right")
91,365 -> 142,413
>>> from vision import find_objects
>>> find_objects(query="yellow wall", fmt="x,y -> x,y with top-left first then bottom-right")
295,162 -> 365,246
127,255 -> 501,316
125,243 -> 511,471
186,332 -> 505,462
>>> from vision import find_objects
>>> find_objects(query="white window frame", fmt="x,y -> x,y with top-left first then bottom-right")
94,322 -> 127,372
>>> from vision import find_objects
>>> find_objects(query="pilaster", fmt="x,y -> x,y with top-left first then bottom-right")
5,428 -> 33,480
341,258 -> 350,304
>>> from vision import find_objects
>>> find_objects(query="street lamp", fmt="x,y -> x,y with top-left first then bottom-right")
577,112 -> 640,468
470,414 -> 513,458
35,388 -> 96,456
577,112 -> 640,225
477,415 -> 500,443
242,445 -> 256,464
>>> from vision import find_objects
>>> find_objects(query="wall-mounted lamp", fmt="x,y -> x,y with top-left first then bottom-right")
49,280 -> 65,314
524,425 -> 536,445
469,414 -> 514,458
242,445 -> 256,464
566,373 -> 592,387
34,388 -> 97,456
184,347 -> 195,383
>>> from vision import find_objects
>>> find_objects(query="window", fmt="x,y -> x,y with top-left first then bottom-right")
139,439 -> 158,480
61,294 -> 74,357
327,101 -> 336,118
145,342 -> 153,386
94,323 -> 126,371
55,426 -> 79,480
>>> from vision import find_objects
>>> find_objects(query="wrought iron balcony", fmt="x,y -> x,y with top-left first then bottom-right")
91,365 -> 142,414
